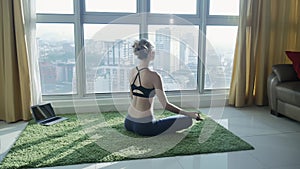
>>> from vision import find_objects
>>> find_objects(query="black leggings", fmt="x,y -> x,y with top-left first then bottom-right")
124,114 -> 193,136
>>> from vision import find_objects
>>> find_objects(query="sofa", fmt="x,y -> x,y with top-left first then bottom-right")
267,64 -> 300,122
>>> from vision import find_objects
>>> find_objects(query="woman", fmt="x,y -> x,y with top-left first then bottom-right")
124,39 -> 203,136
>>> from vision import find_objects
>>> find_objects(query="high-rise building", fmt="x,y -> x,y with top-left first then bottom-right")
155,28 -> 171,72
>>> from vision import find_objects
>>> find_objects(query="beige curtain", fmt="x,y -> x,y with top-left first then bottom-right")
0,0 -> 31,122
229,0 -> 300,107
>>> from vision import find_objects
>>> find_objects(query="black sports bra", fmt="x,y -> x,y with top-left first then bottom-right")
130,67 -> 156,98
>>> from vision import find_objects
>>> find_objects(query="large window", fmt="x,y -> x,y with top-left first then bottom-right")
205,26 -> 238,89
150,0 -> 197,14
36,0 -> 74,14
36,0 -> 239,98
209,0 -> 240,15
148,25 -> 199,91
85,0 -> 137,13
36,23 -> 76,95
84,24 -> 139,93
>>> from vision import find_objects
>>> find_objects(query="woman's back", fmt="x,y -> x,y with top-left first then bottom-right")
129,67 -> 157,118
124,38 -> 202,136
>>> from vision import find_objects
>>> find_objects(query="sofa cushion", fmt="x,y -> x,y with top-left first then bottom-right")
272,64 -> 298,82
276,81 -> 300,107
286,51 -> 300,79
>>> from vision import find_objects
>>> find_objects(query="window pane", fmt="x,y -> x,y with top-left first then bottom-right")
151,0 -> 197,14
209,0 -> 239,15
36,24 -> 76,95
205,26 -> 237,89
36,0 -> 73,14
84,24 -> 139,93
148,25 -> 199,91
85,0 -> 137,13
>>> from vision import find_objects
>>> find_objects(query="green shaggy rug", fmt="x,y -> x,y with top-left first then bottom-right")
0,111 -> 254,169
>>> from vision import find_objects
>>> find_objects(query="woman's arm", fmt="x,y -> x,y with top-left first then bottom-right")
129,68 -> 134,99
153,72 -> 203,120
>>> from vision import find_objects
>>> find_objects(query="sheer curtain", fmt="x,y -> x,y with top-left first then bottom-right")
229,0 -> 300,107
22,0 -> 42,105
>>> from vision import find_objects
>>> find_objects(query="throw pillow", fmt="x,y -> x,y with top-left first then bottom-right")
285,51 -> 300,79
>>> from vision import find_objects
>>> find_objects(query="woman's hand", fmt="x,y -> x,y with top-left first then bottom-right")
182,111 -> 204,121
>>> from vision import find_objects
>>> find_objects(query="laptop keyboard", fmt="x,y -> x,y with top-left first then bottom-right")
47,117 -> 61,122
40,117 -> 61,125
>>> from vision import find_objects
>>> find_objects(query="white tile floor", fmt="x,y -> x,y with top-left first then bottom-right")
1,106 -> 300,169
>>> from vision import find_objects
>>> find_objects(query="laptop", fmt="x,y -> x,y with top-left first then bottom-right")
31,103 -> 68,126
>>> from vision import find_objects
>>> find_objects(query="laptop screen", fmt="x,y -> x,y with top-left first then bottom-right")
31,104 -> 55,121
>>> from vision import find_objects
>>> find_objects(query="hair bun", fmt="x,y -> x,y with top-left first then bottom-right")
132,39 -> 153,60
132,41 -> 138,49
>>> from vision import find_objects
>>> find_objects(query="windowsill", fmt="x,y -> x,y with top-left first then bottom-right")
49,91 -> 229,114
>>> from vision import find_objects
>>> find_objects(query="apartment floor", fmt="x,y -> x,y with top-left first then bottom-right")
1,106 -> 300,169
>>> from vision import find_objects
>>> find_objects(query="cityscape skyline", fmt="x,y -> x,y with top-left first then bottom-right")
37,27 -> 234,95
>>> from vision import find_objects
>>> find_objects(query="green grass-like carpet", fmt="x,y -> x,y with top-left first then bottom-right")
0,111 -> 254,169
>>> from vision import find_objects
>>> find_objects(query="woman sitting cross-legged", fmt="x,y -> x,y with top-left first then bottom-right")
124,38 -> 203,136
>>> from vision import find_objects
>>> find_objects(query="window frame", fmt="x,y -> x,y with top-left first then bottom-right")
36,0 -> 239,100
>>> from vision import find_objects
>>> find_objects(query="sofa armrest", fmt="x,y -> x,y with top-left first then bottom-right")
267,72 -> 279,111
272,64 -> 298,82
